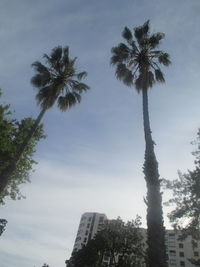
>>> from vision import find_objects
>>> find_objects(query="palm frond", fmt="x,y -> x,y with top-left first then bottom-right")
129,40 -> 138,52
57,92 -> 81,111
69,80 -> 90,92
31,74 -> 50,88
69,57 -> 77,67
115,63 -> 133,86
36,86 -> 56,109
158,53 -> 171,66
43,47 -> 62,72
123,71 -> 134,87
50,46 -> 63,63
135,75 -> 143,92
43,54 -> 51,64
155,69 -> 165,83
134,20 -> 150,44
122,27 -> 133,42
149,33 -> 165,49
147,71 -> 155,88
62,46 -> 69,65
111,43 -> 130,65
31,61 -> 49,74
77,71 -> 87,80
74,82 -> 90,92
31,62 -> 51,87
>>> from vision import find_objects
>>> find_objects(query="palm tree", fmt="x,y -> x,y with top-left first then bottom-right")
111,21 -> 171,267
0,46 -> 90,196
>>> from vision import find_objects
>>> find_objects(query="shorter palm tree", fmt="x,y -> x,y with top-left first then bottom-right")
0,46 -> 90,196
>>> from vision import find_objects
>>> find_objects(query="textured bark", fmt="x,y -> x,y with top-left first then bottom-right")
0,108 -> 46,196
142,89 -> 167,267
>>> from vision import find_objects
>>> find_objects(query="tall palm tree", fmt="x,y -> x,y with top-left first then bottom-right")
0,46 -> 90,196
111,21 -> 171,267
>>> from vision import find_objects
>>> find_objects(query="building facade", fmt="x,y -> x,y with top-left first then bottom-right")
166,229 -> 200,267
68,212 -> 200,267
72,212 -> 107,252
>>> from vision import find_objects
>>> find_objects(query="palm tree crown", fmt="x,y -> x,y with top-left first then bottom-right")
111,20 -> 171,91
31,46 -> 90,111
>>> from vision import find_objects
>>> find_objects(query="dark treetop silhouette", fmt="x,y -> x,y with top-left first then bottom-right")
111,20 -> 171,267
0,46 -> 90,198
67,216 -> 145,267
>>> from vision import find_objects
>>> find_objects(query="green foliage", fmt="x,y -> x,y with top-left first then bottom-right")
0,92 -> 46,204
68,216 -> 145,267
163,129 -> 200,240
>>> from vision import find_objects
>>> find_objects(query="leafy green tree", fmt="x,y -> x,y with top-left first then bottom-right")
163,129 -> 200,240
67,216 -> 145,267
111,21 -> 171,267
0,46 -> 90,197
163,129 -> 200,236
0,91 -> 45,204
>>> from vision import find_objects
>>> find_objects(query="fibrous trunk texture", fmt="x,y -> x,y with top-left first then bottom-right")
142,89 -> 167,267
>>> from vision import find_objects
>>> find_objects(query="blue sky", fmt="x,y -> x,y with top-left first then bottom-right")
0,0 -> 200,266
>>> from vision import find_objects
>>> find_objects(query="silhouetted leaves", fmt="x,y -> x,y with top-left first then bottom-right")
163,129 -> 200,241
67,216 -> 145,267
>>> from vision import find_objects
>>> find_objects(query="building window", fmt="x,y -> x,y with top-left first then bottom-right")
180,261 -> 185,266
87,223 -> 90,228
88,217 -> 92,221
169,233 -> 175,239
99,216 -> 104,223
169,259 -> 176,265
179,243 -> 184,249
81,216 -> 86,221
85,230 -> 88,235
168,241 -> 176,247
98,223 -> 104,230
75,236 -> 81,242
179,252 -> 184,257
193,241 -> 198,248
83,237 -> 87,243
169,250 -> 176,256
79,223 -> 85,227
77,229 -> 83,235
194,251 -> 199,257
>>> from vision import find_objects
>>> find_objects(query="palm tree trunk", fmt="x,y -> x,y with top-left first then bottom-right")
0,107 -> 46,196
142,89 -> 167,267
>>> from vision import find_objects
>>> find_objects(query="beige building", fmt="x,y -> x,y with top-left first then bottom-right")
70,212 -> 200,267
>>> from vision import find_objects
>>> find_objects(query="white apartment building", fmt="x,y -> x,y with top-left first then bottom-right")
69,212 -> 200,267
166,229 -> 200,267
72,212 -> 107,252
